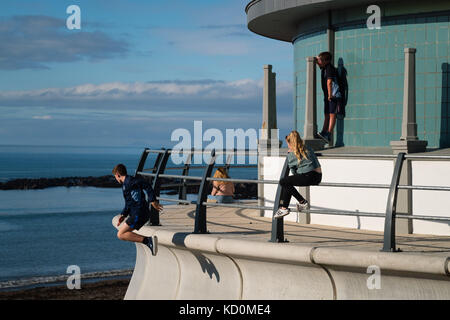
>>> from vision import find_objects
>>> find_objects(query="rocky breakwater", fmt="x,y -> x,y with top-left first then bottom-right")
0,176 -> 257,199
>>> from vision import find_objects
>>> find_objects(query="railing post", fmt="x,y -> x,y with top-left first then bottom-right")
270,157 -> 290,243
194,149 -> 216,234
135,148 -> 156,219
135,148 -> 150,177
149,149 -> 170,226
224,154 -> 232,174
178,152 -> 193,204
382,152 -> 406,252
148,152 -> 163,185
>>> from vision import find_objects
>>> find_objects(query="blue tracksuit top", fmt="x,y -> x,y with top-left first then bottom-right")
120,175 -> 156,217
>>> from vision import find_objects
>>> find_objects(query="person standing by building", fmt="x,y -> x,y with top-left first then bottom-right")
316,51 -> 343,144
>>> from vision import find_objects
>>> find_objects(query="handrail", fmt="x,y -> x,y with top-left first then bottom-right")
178,152 -> 193,203
270,157 -> 290,242
135,147 -> 450,251
405,154 -> 450,160
145,148 -> 259,155
382,153 -> 405,252
207,176 -> 391,189
144,148 -> 450,160
149,149 -> 170,226
138,172 -> 204,181
157,164 -> 258,170
156,197 -> 450,222
397,185 -> 450,191
160,182 -> 200,188
194,149 -> 216,234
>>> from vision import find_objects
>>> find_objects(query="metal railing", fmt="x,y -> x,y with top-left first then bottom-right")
134,147 -> 450,252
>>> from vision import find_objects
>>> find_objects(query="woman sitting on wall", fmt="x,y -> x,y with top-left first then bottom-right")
274,130 -> 322,219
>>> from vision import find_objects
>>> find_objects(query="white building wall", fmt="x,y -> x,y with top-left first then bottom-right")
412,161 -> 450,236
263,156 -> 450,236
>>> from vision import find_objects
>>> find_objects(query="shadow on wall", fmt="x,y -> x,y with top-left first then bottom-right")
171,231 -> 221,282
193,251 -> 220,282
441,63 -> 450,148
336,57 -> 349,147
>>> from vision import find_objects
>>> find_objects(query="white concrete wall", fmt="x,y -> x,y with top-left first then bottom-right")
263,156 -> 450,236
412,161 -> 450,236
309,158 -> 391,231
114,216 -> 450,300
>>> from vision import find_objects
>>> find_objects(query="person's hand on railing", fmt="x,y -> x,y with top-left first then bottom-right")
151,201 -> 164,212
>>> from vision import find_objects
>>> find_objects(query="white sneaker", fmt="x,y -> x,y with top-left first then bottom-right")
274,207 -> 290,219
296,200 -> 309,212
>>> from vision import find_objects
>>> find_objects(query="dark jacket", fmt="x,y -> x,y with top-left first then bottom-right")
120,175 -> 156,217
321,63 -> 341,99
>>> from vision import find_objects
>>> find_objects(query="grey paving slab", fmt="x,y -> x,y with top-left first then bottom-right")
158,202 -> 450,258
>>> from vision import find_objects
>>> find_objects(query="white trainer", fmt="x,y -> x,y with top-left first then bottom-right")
296,200 -> 309,212
274,207 -> 290,219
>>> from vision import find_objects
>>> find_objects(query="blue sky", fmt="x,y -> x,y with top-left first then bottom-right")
0,0 -> 293,148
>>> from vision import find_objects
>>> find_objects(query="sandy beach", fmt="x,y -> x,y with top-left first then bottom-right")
0,278 -> 130,300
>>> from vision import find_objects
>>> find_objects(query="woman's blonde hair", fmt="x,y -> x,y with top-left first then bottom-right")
213,167 -> 230,185
286,130 -> 308,164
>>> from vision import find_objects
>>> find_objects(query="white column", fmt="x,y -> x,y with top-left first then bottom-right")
258,65 -> 281,216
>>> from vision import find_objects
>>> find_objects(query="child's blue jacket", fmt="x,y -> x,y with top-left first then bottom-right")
120,175 -> 156,217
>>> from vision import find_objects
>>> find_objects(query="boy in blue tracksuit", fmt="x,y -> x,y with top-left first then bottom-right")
113,163 -> 163,255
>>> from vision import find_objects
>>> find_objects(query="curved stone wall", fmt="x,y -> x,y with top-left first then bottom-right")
114,216 -> 450,300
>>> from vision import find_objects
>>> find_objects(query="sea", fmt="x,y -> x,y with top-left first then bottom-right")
0,145 -> 257,289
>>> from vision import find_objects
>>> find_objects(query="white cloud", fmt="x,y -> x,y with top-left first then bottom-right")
0,77 -> 295,147
0,15 -> 129,70
32,115 -> 52,120
0,78 -> 292,106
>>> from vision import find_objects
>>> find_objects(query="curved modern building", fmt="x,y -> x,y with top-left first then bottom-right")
246,0 -> 450,148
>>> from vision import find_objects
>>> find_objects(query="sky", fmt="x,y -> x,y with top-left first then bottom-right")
0,0 -> 294,149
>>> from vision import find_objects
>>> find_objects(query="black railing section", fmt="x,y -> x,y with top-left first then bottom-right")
134,148 -> 450,252
383,152 -> 405,252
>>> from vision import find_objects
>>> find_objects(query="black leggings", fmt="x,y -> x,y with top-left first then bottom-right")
279,171 -> 322,208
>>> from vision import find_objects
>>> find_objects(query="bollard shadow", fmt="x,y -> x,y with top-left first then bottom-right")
440,63 -> 449,148
336,57 -> 349,147
171,232 -> 220,283
192,251 -> 220,283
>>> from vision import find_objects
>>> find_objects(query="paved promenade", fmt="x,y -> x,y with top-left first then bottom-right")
158,201 -> 450,258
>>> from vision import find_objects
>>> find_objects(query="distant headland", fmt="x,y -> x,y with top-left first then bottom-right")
0,176 -> 257,199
